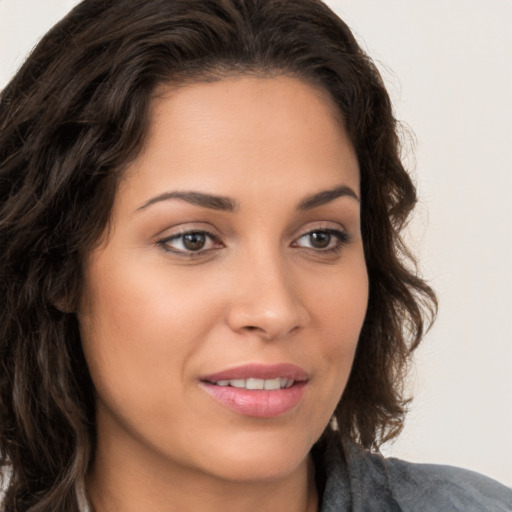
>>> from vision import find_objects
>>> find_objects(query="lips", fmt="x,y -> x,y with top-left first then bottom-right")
200,364 -> 309,418
202,363 -> 309,383
211,377 -> 295,390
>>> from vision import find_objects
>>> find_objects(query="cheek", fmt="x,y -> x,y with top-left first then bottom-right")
77,253 -> 225,391
310,255 -> 368,387
314,257 -> 368,344
77,255 -> 169,405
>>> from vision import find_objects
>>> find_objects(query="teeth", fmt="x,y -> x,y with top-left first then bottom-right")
229,379 -> 246,388
264,378 -> 281,390
246,378 -> 264,390
213,378 -> 295,389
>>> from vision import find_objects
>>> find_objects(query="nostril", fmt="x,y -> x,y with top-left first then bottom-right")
226,299 -> 310,340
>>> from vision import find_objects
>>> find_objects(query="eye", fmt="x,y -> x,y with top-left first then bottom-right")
293,228 -> 349,252
157,230 -> 222,254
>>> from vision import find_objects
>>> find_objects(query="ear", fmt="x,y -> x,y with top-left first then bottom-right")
48,283 -> 78,314
51,295 -> 76,314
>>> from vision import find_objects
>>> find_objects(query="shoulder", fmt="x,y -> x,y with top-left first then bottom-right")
317,435 -> 512,512
383,456 -> 512,512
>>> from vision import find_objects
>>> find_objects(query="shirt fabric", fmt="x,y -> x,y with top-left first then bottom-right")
315,432 -> 512,512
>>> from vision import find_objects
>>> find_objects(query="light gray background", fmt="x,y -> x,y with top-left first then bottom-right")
1,0 -> 511,486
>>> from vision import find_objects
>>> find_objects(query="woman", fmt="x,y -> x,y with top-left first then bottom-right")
0,1 -> 510,511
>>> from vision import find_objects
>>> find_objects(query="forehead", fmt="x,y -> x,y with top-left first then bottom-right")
118,75 -> 359,208
150,73 -> 346,135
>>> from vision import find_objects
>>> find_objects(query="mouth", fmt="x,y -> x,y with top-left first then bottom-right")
200,363 -> 308,418
207,377 -> 295,390
201,362 -> 308,384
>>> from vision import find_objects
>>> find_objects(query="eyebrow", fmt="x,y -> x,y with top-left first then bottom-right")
137,191 -> 237,212
136,183 -> 359,213
297,184 -> 359,210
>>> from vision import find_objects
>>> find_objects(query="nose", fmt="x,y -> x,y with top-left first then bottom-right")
225,251 -> 310,340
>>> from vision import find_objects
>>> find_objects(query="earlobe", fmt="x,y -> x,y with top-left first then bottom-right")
51,296 -> 76,314
48,286 -> 79,314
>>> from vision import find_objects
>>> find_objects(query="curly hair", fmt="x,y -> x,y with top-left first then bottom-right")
0,0 -> 436,510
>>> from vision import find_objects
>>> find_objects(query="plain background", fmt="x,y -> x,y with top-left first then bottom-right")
1,0 -> 511,487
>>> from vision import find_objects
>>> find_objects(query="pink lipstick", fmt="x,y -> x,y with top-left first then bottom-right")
200,363 -> 308,418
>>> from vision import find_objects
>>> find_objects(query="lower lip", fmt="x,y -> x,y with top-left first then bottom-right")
200,382 -> 307,418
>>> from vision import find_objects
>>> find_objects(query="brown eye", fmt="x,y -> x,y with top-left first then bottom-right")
182,232 -> 207,251
308,231 -> 331,249
158,230 -> 221,255
293,228 -> 349,252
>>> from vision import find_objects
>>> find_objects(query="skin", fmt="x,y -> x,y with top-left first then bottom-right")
78,76 -> 368,512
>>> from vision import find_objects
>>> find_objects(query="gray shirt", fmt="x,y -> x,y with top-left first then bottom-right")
317,433 -> 512,511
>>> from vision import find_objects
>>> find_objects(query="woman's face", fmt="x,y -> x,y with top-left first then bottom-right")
78,76 -> 368,484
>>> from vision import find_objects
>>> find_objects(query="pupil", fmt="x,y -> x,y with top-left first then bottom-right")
310,231 -> 330,248
183,232 -> 206,251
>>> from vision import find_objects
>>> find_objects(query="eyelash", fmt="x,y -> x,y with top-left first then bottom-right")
292,228 -> 350,254
157,227 -> 350,257
157,230 -> 222,256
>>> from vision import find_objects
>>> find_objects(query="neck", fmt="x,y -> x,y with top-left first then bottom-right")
86,431 -> 318,512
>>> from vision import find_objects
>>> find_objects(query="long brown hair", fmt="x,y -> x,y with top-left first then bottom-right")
0,0 -> 436,510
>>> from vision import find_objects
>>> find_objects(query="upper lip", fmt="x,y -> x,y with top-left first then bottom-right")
201,363 -> 309,383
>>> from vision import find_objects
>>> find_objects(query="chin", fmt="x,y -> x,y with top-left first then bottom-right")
205,453 -> 308,483
190,427 -> 319,483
